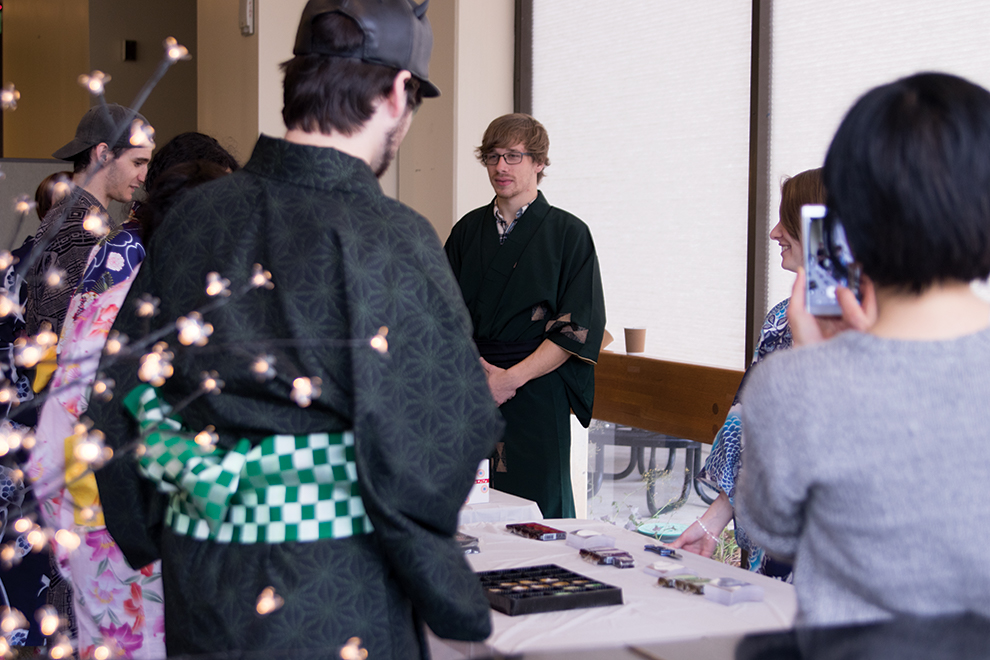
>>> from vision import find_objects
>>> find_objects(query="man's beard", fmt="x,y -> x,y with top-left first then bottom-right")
373,120 -> 403,179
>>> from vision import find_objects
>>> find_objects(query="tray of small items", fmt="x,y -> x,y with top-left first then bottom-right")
476,564 -> 624,616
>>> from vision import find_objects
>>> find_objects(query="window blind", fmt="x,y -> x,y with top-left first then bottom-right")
532,1 -> 753,369
767,1 -> 990,306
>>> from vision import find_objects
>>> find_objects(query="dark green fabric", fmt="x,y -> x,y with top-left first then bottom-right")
90,136 -> 503,658
444,192 -> 605,518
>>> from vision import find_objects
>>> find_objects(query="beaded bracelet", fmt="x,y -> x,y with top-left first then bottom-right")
696,517 -> 719,543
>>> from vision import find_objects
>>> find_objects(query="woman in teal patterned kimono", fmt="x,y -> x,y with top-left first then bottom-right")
670,168 -> 824,577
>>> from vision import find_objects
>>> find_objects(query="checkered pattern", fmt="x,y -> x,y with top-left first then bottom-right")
125,384 -> 372,544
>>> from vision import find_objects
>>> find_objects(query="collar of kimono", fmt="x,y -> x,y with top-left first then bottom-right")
493,196 -> 537,242
493,197 -> 536,223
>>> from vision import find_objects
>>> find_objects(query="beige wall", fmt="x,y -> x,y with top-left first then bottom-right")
397,0 -> 457,237
4,1 -> 197,158
0,0 -> 512,199
194,0 -> 513,232
453,1 -> 515,224
197,0 -> 259,163
257,0 -> 308,139
398,0 -> 515,240
90,0 -> 198,151
3,0 -> 90,159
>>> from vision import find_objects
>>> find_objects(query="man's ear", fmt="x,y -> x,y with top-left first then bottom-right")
93,142 -> 112,166
385,70 -> 413,119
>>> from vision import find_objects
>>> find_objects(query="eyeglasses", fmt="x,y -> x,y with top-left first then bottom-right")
481,151 -> 534,166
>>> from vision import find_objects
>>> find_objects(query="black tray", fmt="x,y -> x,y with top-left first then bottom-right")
476,564 -> 623,616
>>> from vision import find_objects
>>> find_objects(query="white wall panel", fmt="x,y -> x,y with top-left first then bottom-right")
767,1 -> 990,308
532,1 -> 752,369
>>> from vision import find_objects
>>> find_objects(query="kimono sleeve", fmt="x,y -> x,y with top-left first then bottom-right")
341,207 -> 503,640
443,213 -> 469,280
89,259 -> 169,570
545,219 -> 605,364
545,217 -> 606,426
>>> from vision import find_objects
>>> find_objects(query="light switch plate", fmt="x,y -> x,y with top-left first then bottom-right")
239,0 -> 255,36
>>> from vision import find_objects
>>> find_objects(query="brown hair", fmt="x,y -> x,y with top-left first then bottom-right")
281,12 -> 423,137
35,171 -> 73,221
779,167 -> 826,241
475,113 -> 550,183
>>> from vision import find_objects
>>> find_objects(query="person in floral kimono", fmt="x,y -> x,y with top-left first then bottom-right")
28,134 -> 236,657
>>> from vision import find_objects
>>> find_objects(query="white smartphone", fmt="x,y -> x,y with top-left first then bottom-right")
801,204 -> 860,316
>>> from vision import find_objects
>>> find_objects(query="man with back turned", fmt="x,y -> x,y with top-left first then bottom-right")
88,1 -> 502,657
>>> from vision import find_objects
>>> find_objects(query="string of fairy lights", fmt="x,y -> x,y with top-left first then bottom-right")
0,36 -> 377,660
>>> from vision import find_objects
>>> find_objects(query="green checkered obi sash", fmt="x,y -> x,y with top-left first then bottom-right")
124,384 -> 372,544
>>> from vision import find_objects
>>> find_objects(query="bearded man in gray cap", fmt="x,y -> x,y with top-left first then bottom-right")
26,104 -> 152,338
88,1 -> 501,657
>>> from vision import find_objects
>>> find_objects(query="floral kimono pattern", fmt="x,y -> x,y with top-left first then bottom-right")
28,223 -> 165,658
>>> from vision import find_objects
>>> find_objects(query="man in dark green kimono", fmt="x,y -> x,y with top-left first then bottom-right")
87,2 -> 502,658
445,114 -> 606,519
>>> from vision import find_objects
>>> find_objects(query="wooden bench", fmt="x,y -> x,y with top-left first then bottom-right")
588,352 -> 744,512
592,352 -> 744,444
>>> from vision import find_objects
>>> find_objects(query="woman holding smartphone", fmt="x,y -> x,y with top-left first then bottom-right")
670,168 -> 824,578
738,72 -> 990,625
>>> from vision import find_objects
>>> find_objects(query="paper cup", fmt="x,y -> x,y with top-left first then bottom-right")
624,327 -> 646,354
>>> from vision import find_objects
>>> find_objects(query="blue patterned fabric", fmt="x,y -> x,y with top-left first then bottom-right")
75,222 -> 145,295
698,298 -> 791,572
754,297 -> 792,362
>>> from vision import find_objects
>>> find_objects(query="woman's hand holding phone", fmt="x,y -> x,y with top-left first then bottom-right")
788,267 -> 878,347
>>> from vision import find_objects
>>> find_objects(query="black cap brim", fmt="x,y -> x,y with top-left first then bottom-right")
419,77 -> 440,98
52,138 -> 96,161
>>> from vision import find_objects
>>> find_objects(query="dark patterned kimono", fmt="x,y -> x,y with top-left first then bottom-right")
445,192 -> 605,518
26,189 -> 105,337
88,136 -> 503,659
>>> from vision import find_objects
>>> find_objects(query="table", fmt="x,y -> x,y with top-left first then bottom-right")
458,488 -> 544,526
429,519 -> 796,659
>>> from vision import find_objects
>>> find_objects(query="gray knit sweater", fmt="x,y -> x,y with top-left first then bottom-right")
736,326 -> 990,626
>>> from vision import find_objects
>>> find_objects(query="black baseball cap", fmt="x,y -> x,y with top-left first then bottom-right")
293,0 -> 440,98
52,103 -> 150,161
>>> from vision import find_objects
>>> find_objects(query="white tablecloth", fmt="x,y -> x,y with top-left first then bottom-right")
457,488 -> 544,525
429,518 -> 796,658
